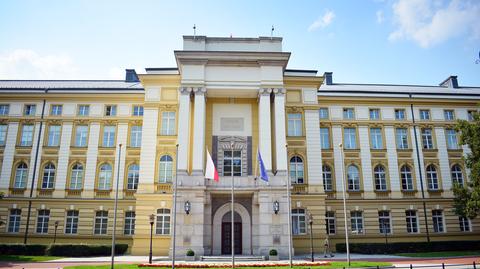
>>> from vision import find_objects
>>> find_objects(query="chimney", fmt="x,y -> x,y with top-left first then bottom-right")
125,69 -> 139,82
323,72 -> 333,85
439,75 -> 458,89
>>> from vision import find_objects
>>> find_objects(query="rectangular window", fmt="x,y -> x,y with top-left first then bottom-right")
406,210 -> 418,233
0,104 -> 10,115
24,104 -> 36,116
459,217 -> 471,232
378,211 -> 391,234
161,111 -> 176,136
395,109 -> 406,120
326,211 -> 336,235
419,109 -> 430,120
65,210 -> 79,234
444,110 -> 455,121
105,105 -> 117,116
320,127 -> 330,149
396,128 -> 409,149
421,128 -> 434,149
36,209 -> 50,234
350,211 -> 364,234
287,113 -> 302,136
130,126 -> 142,147
78,105 -> 90,116
50,105 -> 62,116
432,210 -> 444,233
8,209 -> 21,233
124,211 -> 136,235
369,109 -> 380,120
370,128 -> 383,149
446,129 -> 459,149
94,211 -> 108,235
468,110 -> 476,121
102,125 -> 116,147
20,124 -> 34,146
47,125 -> 61,147
0,124 -> 7,146
132,106 -> 144,116
156,209 -> 171,235
343,108 -> 355,120
292,209 -> 306,235
319,108 -> 329,119
223,150 -> 242,176
74,125 -> 88,147
344,127 -> 357,149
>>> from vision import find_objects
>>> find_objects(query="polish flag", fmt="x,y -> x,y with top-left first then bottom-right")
205,149 -> 219,182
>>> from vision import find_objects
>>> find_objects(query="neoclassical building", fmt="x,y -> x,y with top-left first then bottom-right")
0,35 -> 479,257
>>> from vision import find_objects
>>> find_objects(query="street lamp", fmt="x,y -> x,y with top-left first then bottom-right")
273,201 -> 280,214
53,221 -> 59,244
149,214 -> 155,264
338,143 -> 350,266
380,220 -> 389,253
184,201 -> 191,215
308,212 -> 314,262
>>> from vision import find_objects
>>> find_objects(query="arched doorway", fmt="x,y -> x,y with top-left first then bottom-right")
221,212 -> 242,254
212,203 -> 251,255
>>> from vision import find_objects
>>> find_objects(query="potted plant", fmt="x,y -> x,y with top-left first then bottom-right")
185,249 -> 195,261
269,249 -> 279,261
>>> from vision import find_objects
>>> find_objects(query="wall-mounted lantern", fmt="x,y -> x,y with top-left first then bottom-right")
184,201 -> 191,215
273,200 -> 280,214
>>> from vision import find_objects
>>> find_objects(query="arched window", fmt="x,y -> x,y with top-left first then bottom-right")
347,165 -> 360,191
127,164 -> 140,190
156,208 -> 171,235
451,165 -> 464,187
42,163 -> 55,189
70,163 -> 83,190
98,163 -> 112,190
426,165 -> 438,190
322,165 -> 333,191
400,165 -> 413,191
14,162 -> 28,189
374,165 -> 387,191
159,155 -> 173,183
289,156 -> 304,184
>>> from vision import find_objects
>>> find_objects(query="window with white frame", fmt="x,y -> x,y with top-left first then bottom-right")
289,156 -> 304,184
0,124 -> 7,146
347,165 -> 360,191
78,105 -> 89,116
161,111 -> 176,135
325,211 -> 336,235
223,150 -> 242,176
8,209 -> 21,233
47,125 -> 61,147
343,108 -> 355,119
406,210 -> 418,233
322,165 -> 333,191
446,129 -> 458,149
292,208 -> 306,235
287,113 -> 302,136
132,105 -> 144,116
451,164 -> 464,187
396,128 -> 409,149
24,104 -> 36,116
70,163 -> 83,190
98,163 -> 112,190
20,124 -> 34,146
14,162 -> 28,189
65,210 -> 79,234
42,163 -> 56,189
459,216 -> 471,232
50,105 -> 62,116
102,125 -> 116,147
94,211 -> 108,235
350,211 -> 364,234
127,164 -> 139,190
400,165 -> 414,191
432,210 -> 444,233
36,209 -> 50,234
444,110 -> 455,121
156,208 -> 170,235
426,165 -> 439,190
395,109 -> 406,120
105,105 -> 117,116
320,127 -> 330,149
369,109 -> 380,120
0,104 -> 9,115
370,128 -> 383,149
130,125 -> 142,147
421,128 -> 434,149
319,108 -> 329,119
419,109 -> 430,120
75,125 -> 88,147
158,155 -> 173,183
344,127 -> 357,149
378,211 -> 391,234
124,211 -> 136,235
374,165 -> 387,191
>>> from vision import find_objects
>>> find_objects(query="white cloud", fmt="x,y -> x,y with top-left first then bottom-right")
389,0 -> 480,48
308,10 -> 336,32
376,10 -> 385,24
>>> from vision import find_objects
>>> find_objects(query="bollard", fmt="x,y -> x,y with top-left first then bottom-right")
377,266 -> 380,269
442,263 -> 445,269
474,261 -> 477,269
410,264 -> 413,269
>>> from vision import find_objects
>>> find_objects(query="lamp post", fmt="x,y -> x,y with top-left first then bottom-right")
149,214 -> 155,264
338,143 -> 350,266
308,212 -> 314,262
53,220 -> 59,244
380,220 -> 389,254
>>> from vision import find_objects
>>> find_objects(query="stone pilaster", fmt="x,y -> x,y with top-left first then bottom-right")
273,88 -> 287,175
138,108 -> 158,193
258,88 -> 272,172
177,87 -> 192,175
111,123 -> 128,199
192,87 -> 206,175
27,122 -> 44,195
0,122 -> 19,190
304,109 -> 323,190
83,122 -> 100,198
53,122 -> 72,198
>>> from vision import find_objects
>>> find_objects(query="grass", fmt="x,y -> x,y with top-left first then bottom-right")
0,255 -> 61,262
396,250 -> 480,258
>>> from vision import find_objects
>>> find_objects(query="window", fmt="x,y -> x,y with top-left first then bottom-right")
224,150 -> 242,177
42,163 -> 56,189
322,165 -> 333,191
467,110 -> 476,121
36,209 -> 50,234
289,156 -> 304,184
432,210 -> 444,233
287,113 -> 302,136
130,126 -> 142,148
374,165 -> 387,191
20,124 -> 34,146
395,109 -> 406,120
344,128 -> 357,149
0,124 -> 7,146
325,211 -> 336,235
94,211 -> 108,235
319,108 -> 329,119
446,129 -> 458,149
102,125 -> 116,147
159,155 -> 173,183
421,128 -> 434,149
451,164 -> 464,187
161,111 -> 176,135
292,209 -> 306,235
156,208 -> 171,235
105,105 -> 117,116
320,127 -> 330,149
8,209 -> 21,233
400,165 -> 414,191
350,211 -> 363,234
50,105 -> 62,116
70,163 -> 83,190
14,162 -> 28,189
132,105 -> 144,116
124,211 -> 136,235
347,165 -> 360,191
65,210 -> 79,234
127,164 -> 139,190
444,110 -> 455,121
24,104 -> 36,116
0,104 -> 9,115
74,125 -> 88,147
426,165 -> 439,190
369,109 -> 380,120
419,109 -> 430,120
396,128 -> 409,149
47,125 -> 61,147
78,105 -> 89,116
343,108 -> 354,119
98,164 -> 112,190
406,210 -> 418,233
378,211 -> 391,234
459,217 -> 471,232
370,128 -> 383,149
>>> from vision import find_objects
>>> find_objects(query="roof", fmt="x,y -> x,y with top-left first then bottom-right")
0,80 -> 144,92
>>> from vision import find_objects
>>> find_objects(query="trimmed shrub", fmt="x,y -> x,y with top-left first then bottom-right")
269,249 -> 278,256
0,244 -> 47,255
186,249 -> 195,256
47,244 -> 128,257
336,240 -> 480,254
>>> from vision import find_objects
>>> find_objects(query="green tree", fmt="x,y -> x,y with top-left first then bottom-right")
453,111 -> 480,219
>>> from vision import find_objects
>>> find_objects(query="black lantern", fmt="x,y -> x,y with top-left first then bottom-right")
184,201 -> 191,215
53,220 -> 59,244
273,201 -> 280,214
148,214 -> 155,264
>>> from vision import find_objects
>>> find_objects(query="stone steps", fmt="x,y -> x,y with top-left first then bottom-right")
200,255 -> 266,262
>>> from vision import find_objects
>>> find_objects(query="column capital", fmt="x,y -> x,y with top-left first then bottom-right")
193,87 -> 207,95
273,88 -> 286,95
179,87 -> 193,94
258,88 -> 273,96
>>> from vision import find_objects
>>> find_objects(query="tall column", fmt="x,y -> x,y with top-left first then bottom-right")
27,122 -> 45,194
0,122 -> 19,190
258,88 -> 272,172
138,107 -> 158,193
192,87 -> 206,175
53,122 -> 72,198
111,122 -> 128,198
83,122 -> 100,198
384,126 -> 401,197
359,126 -> 373,197
177,87 -> 192,175
273,88 -> 287,175
304,109 -> 323,188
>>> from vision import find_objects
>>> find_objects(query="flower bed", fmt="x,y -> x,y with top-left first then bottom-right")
139,261 -> 330,268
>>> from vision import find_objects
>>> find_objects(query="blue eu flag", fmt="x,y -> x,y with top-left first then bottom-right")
258,150 -> 269,182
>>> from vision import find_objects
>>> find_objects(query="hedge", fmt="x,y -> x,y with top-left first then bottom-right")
336,240 -> 480,254
0,244 -> 128,257
0,244 -> 47,255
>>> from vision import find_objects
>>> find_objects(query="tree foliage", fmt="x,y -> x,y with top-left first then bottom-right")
453,111 -> 480,219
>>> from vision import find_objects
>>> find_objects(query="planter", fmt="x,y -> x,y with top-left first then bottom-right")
185,255 -> 195,261
269,255 -> 279,261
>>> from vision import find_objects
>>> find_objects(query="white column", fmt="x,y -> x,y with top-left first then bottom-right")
192,87 -> 206,175
435,127 -> 452,192
83,122 -> 100,197
411,127 -> 427,194
177,87 -> 192,174
332,125 -> 344,193
359,126 -> 373,196
258,88 -> 272,172
139,107 -> 159,192
27,122 -> 45,194
53,122 -> 72,197
304,109 -> 323,186
112,123 -> 128,198
384,126 -> 400,196
0,122 -> 19,190
273,89 -> 287,174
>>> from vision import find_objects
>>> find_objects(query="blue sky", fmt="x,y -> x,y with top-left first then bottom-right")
0,0 -> 479,86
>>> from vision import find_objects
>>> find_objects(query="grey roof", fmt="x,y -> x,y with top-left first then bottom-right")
0,80 -> 144,90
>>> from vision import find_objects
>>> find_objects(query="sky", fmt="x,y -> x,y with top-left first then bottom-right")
0,0 -> 479,86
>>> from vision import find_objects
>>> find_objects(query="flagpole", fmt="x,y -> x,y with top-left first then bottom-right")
172,144 -> 179,269
230,140 -> 235,268
286,144 -> 293,268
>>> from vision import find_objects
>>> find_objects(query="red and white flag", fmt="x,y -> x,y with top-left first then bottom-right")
205,149 -> 219,182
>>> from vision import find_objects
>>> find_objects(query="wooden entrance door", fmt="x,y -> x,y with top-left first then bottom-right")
221,222 -> 242,254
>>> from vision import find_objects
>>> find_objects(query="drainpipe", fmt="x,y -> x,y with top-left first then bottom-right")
409,93 -> 431,243
24,90 -> 47,244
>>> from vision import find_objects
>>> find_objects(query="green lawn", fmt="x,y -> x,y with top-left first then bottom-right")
0,255 -> 61,262
396,250 -> 480,258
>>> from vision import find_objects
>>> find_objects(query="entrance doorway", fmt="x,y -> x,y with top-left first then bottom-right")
221,222 -> 242,254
